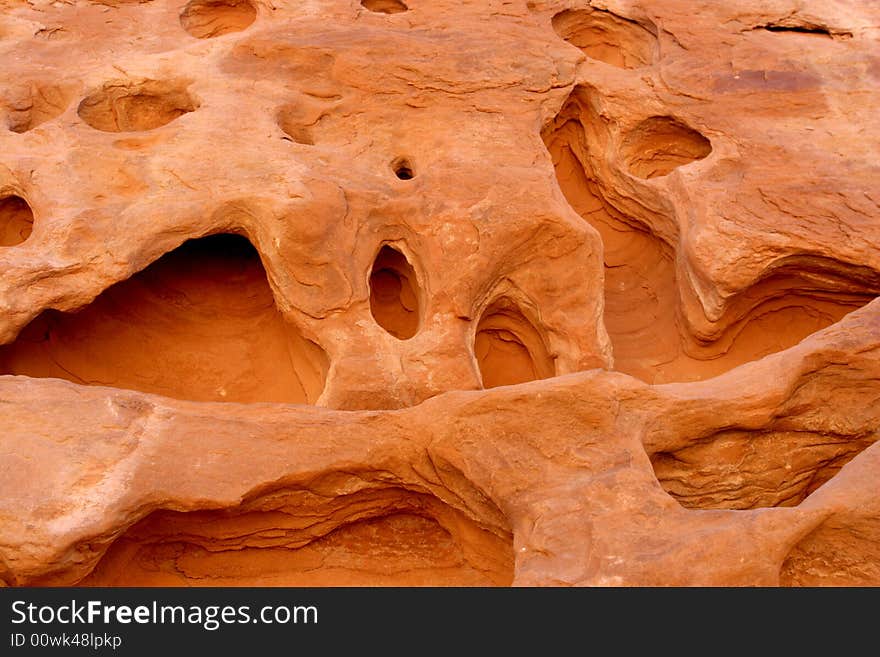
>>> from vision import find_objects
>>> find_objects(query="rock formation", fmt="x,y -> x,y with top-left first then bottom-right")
0,0 -> 878,586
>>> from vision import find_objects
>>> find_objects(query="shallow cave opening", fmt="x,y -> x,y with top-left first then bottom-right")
369,245 -> 422,340
474,298 -> 554,389
73,487 -> 513,587
0,233 -> 328,404
0,194 -> 34,246
651,427 -> 879,511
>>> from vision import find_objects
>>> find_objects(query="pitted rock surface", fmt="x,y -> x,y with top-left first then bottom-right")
0,0 -> 878,586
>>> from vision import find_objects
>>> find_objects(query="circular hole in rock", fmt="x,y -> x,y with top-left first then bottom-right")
77,79 -> 198,133
621,116 -> 712,179
0,195 -> 34,246
392,157 -> 415,180
180,0 -> 257,39
361,0 -> 408,14
369,245 -> 422,340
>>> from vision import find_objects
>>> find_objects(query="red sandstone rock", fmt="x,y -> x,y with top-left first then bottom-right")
0,0 -> 877,586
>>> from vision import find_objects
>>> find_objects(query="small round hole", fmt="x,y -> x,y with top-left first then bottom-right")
392,158 -> 415,180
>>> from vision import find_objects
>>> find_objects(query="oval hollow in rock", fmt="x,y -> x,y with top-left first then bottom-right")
77,80 -> 198,133
361,0 -> 408,14
0,234 -> 328,404
180,0 -> 257,39
369,245 -> 421,340
475,298 -> 554,388
621,116 -> 712,179
551,8 -> 658,69
0,195 -> 34,246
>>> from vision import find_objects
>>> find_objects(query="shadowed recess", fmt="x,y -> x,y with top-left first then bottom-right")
0,234 -> 328,404
369,245 -> 422,340
621,116 -> 712,179
75,487 -> 514,586
751,20 -> 851,39
542,86 -> 876,384
392,157 -> 415,180
77,79 -> 198,132
651,429 -> 878,510
475,297 -> 554,389
781,515 -> 880,586
180,0 -> 257,39
551,7 -> 658,69
278,102 -> 318,145
0,195 -> 34,246
361,0 -> 408,14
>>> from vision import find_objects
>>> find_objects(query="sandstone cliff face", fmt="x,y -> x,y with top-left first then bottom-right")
0,0 -> 878,586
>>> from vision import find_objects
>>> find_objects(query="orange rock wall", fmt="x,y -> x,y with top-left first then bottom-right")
0,0 -> 878,586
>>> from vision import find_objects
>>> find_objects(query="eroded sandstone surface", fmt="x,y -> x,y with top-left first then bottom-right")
0,0 -> 878,586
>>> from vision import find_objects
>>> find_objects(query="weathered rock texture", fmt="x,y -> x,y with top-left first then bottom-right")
0,0 -> 878,586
